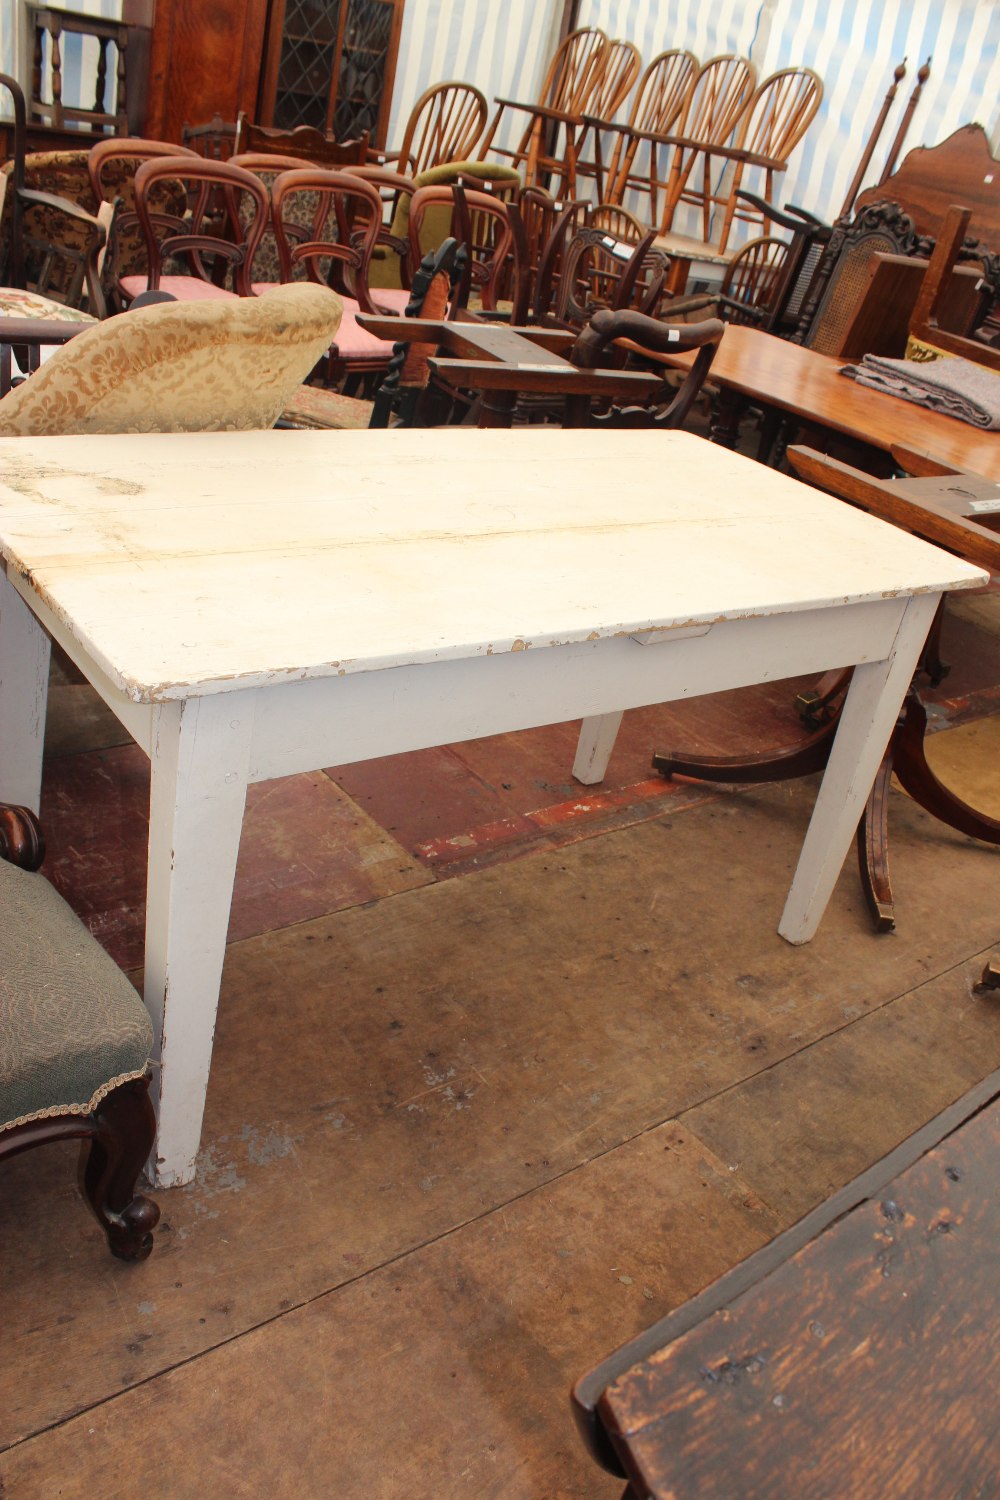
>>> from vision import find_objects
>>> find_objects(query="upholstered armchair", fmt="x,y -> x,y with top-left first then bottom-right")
0,801 -> 159,1260
0,282 -> 344,435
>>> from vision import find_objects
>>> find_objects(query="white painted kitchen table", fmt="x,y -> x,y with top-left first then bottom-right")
0,428 -> 986,1186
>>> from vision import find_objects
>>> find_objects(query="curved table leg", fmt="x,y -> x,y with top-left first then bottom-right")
893,693 -> 1000,846
857,750 -> 896,932
651,714 -> 839,785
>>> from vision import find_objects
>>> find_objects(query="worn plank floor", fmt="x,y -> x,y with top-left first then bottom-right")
3,638 -> 1000,1496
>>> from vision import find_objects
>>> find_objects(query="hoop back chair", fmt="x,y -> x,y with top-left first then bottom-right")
269,168 -> 383,307
477,27 -> 610,191
661,67 -> 822,259
657,54 -> 757,235
230,150 -> 327,286
713,68 -> 822,249
592,49 -> 699,213
88,138 -> 200,301
269,168 -> 395,383
393,82 -> 488,176
407,184 -> 516,313
0,800 -> 159,1262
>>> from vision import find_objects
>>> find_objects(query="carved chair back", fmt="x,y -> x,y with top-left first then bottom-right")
571,306 -> 724,429
89,138 -> 201,291
269,168 -> 383,312
128,156 -> 269,298
796,201 -> 929,354
233,114 -> 370,168
553,225 -> 668,328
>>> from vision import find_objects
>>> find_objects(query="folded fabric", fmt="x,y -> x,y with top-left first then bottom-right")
840,352 -> 1000,429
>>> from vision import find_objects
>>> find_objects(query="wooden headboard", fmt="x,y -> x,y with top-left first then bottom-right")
854,124 -> 1000,247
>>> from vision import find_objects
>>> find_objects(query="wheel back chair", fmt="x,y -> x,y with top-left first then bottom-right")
477,27 -> 616,194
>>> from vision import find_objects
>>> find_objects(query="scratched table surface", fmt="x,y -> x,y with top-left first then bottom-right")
0,427 -> 985,1188
0,426 -> 985,704
578,1075 -> 1000,1498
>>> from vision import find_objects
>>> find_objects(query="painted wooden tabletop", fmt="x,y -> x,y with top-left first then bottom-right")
0,428 -> 985,702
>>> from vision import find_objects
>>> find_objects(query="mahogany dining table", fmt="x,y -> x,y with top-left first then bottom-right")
658,322 -> 1000,480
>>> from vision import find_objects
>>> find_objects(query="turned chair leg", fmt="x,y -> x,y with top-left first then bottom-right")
81,1075 -> 160,1261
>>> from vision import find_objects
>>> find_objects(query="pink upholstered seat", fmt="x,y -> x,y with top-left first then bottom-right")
252,281 -> 407,314
252,282 -> 394,357
371,287 -> 410,313
120,274 -> 239,302
332,304 -> 395,358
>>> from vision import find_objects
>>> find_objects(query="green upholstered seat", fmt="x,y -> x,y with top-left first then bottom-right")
390,160 -> 521,245
0,859 -> 153,1131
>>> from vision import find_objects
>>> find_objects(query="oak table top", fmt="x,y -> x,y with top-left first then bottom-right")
662,323 -> 1000,481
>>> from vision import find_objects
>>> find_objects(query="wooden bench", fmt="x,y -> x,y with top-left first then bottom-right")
573,1066 -> 1000,1496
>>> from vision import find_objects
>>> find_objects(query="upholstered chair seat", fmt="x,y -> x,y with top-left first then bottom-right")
0,804 -> 160,1260
0,287 -> 97,322
118,273 -> 239,302
0,860 -> 152,1131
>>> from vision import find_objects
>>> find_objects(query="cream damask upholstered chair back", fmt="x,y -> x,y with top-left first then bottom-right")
0,282 -> 343,436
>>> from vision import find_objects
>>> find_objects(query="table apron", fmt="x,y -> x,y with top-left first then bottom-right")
247,597 -> 910,782
5,570 -> 154,753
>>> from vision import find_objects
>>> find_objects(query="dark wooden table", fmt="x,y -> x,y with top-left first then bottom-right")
660,323 -> 1000,480
355,314 -> 664,426
573,1067 -> 1000,1497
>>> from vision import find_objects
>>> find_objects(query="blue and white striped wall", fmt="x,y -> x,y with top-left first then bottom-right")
571,0 -> 1000,238
3,0 -> 999,244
